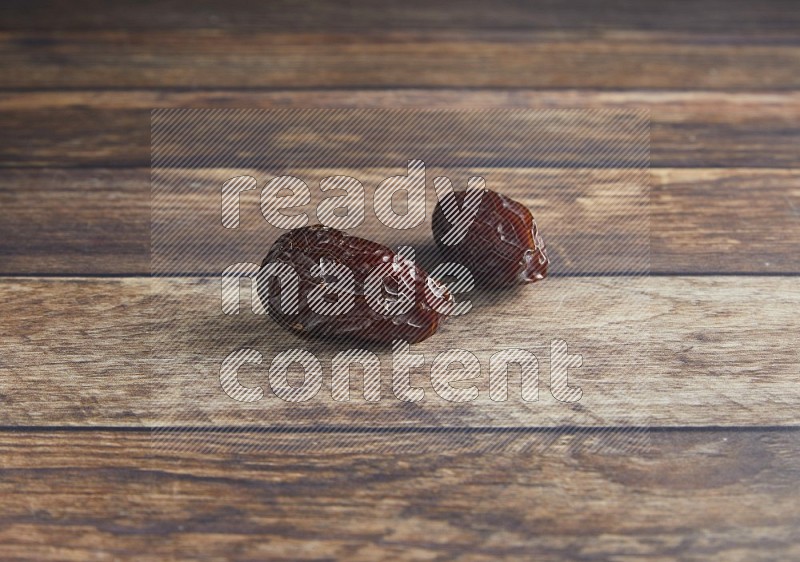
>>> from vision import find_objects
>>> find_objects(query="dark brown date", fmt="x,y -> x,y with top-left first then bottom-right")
258,225 -> 453,344
432,188 -> 549,288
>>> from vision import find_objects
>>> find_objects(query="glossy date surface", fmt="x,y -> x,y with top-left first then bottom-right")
258,225 -> 453,344
432,188 -> 549,288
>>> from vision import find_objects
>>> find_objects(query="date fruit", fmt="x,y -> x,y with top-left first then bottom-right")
432,188 -> 549,288
258,225 -> 453,344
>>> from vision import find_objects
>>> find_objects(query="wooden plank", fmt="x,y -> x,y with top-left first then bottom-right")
0,276 -> 797,427
2,168 -> 798,275
3,0 -> 799,32
147,166 -> 651,276
0,428 -> 798,560
650,168 -> 800,273
0,169 -> 150,274
1,91 -> 798,168
147,109 -> 650,170
1,30 -> 799,90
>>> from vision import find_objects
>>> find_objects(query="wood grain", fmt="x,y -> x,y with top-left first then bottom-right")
1,1 -> 798,558
1,91 -> 798,168
2,29 -> 799,90
3,0 -> 799,32
147,109 -> 650,170
2,168 -> 798,275
1,276 -> 797,427
147,166 -> 651,276
0,429 -> 798,561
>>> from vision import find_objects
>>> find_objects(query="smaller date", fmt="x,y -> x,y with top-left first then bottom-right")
257,225 -> 453,345
432,188 -> 549,288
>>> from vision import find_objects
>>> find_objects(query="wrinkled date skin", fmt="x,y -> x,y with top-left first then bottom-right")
432,188 -> 549,288
258,225 -> 453,344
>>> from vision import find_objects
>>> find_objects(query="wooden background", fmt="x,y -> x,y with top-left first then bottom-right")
1,1 -> 799,559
